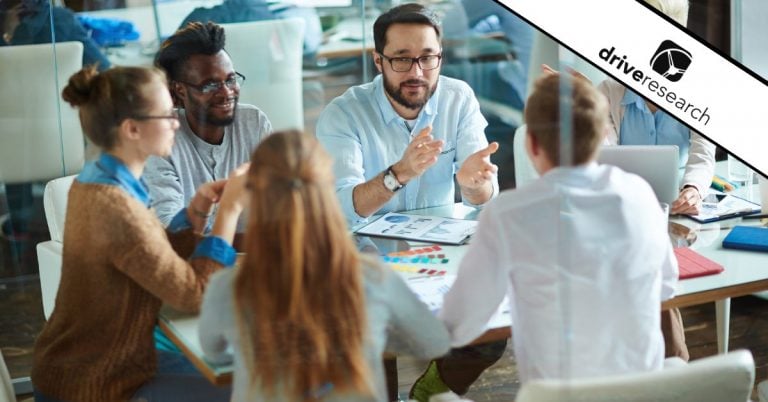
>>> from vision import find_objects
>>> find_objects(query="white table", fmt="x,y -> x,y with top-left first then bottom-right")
161,177 -> 768,383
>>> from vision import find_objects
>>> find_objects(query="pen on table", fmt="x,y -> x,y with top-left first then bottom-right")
743,214 -> 768,220
710,181 -> 726,192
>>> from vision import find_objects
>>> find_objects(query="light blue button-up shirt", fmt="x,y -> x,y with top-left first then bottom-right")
620,90 -> 690,168
316,74 -> 497,225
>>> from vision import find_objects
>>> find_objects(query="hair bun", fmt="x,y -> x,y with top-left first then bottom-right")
61,66 -> 100,107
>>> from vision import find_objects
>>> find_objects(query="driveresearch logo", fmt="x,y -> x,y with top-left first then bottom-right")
650,40 -> 692,82
599,44 -> 710,126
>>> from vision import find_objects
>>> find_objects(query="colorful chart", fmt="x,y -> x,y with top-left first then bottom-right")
381,245 -> 449,277
387,245 -> 442,256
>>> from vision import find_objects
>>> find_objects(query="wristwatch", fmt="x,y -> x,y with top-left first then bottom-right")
383,166 -> 404,192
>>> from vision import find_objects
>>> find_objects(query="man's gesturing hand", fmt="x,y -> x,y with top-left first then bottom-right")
392,126 -> 444,184
457,142 -> 499,190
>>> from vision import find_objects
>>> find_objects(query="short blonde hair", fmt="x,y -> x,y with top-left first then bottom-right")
524,75 -> 608,166
643,0 -> 689,26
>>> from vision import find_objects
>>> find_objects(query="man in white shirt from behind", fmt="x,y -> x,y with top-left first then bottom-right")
440,74 -> 678,383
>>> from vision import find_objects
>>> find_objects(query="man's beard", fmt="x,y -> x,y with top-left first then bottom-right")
204,99 -> 237,127
186,95 -> 238,127
205,110 -> 236,126
383,73 -> 438,110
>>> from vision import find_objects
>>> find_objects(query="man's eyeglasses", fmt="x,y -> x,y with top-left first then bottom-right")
176,72 -> 246,95
132,109 -> 179,121
379,53 -> 442,73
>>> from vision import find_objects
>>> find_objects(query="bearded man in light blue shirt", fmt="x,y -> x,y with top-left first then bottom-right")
317,4 -> 507,401
316,3 -> 500,226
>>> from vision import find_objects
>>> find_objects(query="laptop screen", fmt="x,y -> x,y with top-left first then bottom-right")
596,145 -> 680,204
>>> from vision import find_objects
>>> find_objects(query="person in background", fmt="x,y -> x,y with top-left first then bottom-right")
1,0 -> 110,69
145,21 -> 271,228
198,130 -> 451,402
31,65 -> 246,402
179,0 -> 322,59
442,0 -> 534,111
597,0 -> 715,216
441,73 -> 678,384
0,0 -> 111,245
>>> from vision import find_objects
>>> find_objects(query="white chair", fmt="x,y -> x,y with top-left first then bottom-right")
36,175 -> 77,319
757,379 -> 768,402
0,42 -> 85,184
0,42 -> 84,322
513,124 -> 539,188
0,350 -> 13,402
515,349 -> 755,402
220,18 -> 306,132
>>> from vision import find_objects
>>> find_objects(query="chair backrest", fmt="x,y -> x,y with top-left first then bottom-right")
0,42 -> 85,184
0,350 -> 13,402
221,18 -> 306,132
43,175 -> 77,242
513,124 -> 539,188
515,349 -> 755,402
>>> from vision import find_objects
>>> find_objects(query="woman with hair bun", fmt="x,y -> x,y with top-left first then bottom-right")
31,65 -> 243,402
198,131 -> 451,402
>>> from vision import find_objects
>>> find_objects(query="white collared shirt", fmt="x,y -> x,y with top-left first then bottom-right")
440,163 -> 678,383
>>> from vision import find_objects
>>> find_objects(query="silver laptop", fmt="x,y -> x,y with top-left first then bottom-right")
597,145 -> 680,204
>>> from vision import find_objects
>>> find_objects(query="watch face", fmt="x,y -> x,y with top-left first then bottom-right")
384,173 -> 400,191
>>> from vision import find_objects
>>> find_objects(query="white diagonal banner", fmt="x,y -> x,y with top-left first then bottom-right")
498,0 -> 768,177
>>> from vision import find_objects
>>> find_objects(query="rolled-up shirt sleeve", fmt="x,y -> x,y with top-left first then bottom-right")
191,236 -> 236,267
316,103 -> 368,225
455,87 -> 498,207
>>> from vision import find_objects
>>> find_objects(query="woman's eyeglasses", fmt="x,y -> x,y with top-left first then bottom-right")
131,109 -> 179,121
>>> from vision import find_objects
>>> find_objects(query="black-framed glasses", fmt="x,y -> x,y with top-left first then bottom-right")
131,109 -> 179,121
176,72 -> 246,95
379,53 -> 442,72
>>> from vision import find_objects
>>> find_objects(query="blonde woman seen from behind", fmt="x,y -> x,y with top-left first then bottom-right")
198,131 -> 451,401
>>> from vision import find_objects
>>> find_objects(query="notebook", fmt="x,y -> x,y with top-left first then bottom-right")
597,145 -> 679,204
674,247 -> 724,279
722,226 -> 768,252
355,212 -> 478,245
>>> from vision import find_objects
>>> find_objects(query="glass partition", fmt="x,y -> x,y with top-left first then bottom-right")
2,0 -> 767,399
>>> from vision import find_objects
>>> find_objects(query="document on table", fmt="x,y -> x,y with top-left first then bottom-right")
406,274 -> 512,329
355,212 -> 478,245
686,193 -> 760,223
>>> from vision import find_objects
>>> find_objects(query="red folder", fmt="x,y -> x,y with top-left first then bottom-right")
674,248 -> 724,280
